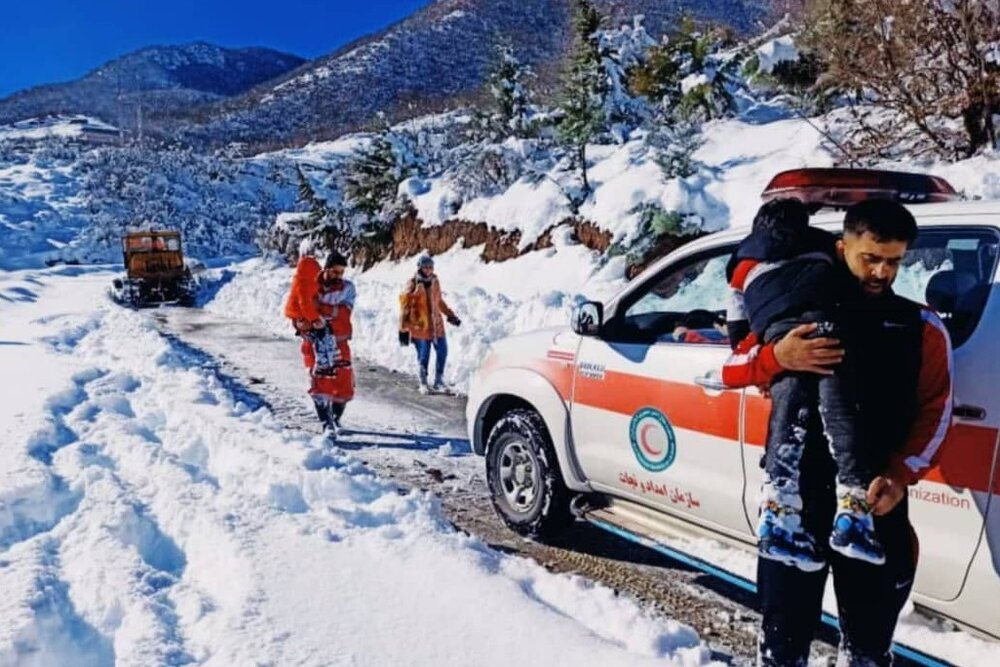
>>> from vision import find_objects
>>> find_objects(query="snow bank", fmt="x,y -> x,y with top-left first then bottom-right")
205,237 -> 627,393
0,267 -> 721,666
206,113 -> 1000,393
404,116 -> 833,244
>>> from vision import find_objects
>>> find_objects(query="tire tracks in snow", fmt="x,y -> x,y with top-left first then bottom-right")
154,307 -> 802,666
53,323 -> 198,664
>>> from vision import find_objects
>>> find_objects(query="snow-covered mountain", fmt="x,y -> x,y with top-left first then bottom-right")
171,0 -> 774,146
0,43 -> 305,129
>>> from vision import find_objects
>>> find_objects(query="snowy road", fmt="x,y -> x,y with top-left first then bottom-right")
4,266 -> 994,666
152,305 -> 791,666
0,267 -> 724,666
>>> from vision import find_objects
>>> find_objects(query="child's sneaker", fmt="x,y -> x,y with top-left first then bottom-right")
829,489 -> 885,565
757,500 -> 825,572
418,382 -> 430,395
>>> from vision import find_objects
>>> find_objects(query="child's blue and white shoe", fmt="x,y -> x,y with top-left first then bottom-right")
829,490 -> 885,565
758,501 -> 825,572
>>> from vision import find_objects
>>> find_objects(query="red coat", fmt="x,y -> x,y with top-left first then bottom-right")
284,256 -> 322,327
302,275 -> 357,404
302,339 -> 354,404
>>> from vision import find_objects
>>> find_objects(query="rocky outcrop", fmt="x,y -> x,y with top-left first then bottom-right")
351,211 -> 614,269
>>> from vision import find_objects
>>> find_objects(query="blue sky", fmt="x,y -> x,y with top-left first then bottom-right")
0,0 -> 431,97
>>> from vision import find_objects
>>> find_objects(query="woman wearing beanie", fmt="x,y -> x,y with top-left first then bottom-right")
398,254 -> 461,394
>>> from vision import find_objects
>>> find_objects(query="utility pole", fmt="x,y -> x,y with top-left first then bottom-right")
135,70 -> 144,147
136,96 -> 143,147
116,70 -> 125,144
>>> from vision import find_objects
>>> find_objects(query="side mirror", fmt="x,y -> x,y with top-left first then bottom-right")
572,301 -> 604,336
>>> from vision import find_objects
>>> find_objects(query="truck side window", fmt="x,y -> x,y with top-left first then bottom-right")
617,249 -> 733,345
893,227 -> 999,348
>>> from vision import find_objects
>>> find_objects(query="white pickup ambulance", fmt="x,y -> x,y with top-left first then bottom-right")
465,169 -> 1000,640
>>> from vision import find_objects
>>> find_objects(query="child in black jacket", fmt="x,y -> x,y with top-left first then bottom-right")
727,199 -> 884,570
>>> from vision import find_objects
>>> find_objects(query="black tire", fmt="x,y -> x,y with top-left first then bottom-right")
485,408 -> 572,539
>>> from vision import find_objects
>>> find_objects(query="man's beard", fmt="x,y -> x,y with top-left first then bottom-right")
861,278 -> 890,295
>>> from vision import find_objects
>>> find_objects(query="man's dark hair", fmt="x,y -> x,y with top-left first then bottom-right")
324,251 -> 348,269
843,199 -> 918,243
751,198 -> 810,234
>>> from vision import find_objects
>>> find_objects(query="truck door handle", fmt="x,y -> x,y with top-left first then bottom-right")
694,372 -> 728,392
953,404 -> 986,421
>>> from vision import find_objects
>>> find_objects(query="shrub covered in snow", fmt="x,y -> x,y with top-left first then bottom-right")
76,144 -> 296,260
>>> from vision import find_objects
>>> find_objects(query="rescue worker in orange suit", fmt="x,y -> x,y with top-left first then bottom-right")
284,251 -> 356,439
398,255 -> 461,394
723,200 -> 954,667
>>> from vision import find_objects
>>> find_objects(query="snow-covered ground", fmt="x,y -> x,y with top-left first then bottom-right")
5,104 -> 1000,664
0,267 -> 721,665
198,258 -> 1000,666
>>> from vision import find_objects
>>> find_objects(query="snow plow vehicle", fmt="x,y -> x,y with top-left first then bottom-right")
111,230 -> 196,307
467,169 -> 1000,648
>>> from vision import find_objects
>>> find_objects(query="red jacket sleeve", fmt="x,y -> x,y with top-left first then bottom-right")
886,308 -> 954,485
721,333 -> 784,388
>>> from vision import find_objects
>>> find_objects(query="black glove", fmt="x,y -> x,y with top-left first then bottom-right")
448,315 -> 461,327
398,331 -> 410,347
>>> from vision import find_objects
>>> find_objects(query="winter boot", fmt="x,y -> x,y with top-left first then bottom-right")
757,500 -> 825,572
829,488 -> 885,565
431,376 -> 451,394
312,395 -> 337,433
418,382 -> 430,395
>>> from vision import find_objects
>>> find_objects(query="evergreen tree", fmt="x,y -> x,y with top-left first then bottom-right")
628,16 -> 739,122
343,114 -> 416,223
296,166 -> 329,229
485,43 -> 535,139
558,0 -> 607,205
646,115 -> 703,180
599,16 -> 656,139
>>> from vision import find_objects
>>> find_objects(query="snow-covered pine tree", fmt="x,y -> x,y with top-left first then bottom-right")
646,113 -> 703,180
558,0 -> 608,207
485,42 -> 535,140
629,16 -> 739,122
675,21 -> 739,121
599,16 -> 656,141
296,166 -> 329,229
343,114 -> 417,223
292,166 -> 354,257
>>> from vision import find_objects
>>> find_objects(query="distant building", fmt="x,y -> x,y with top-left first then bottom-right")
0,115 -> 122,146
78,123 -> 122,145
69,116 -> 122,145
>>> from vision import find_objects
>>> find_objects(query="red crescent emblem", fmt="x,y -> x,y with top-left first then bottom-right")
639,422 -> 663,456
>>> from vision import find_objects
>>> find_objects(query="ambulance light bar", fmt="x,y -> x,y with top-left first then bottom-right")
761,168 -> 960,207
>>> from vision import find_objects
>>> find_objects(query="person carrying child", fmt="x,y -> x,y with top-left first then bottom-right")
726,198 -> 882,570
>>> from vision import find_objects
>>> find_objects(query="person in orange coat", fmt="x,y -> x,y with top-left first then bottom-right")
398,255 -> 460,394
312,252 -> 356,434
284,254 -> 337,374
284,252 -> 355,438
